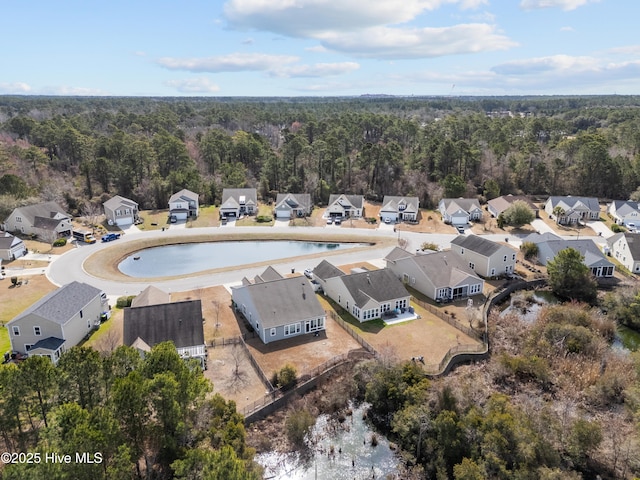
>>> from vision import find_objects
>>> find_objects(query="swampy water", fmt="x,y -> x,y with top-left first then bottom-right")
257,403 -> 399,480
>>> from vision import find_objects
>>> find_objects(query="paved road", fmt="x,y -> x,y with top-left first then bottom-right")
44,223 -> 604,296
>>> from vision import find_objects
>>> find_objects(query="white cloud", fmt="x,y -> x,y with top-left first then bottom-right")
491,54 -> 599,75
165,78 -> 221,93
271,62 -> 360,77
305,45 -> 328,53
42,86 -> 109,96
319,24 -> 517,59
0,82 -> 32,94
605,45 -> 640,56
520,0 -> 599,11
157,52 -> 299,72
559,26 -> 574,32
224,0 -> 490,37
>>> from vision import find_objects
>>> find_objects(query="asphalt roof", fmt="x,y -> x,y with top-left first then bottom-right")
327,194 -> 364,210
546,196 -> 599,212
312,259 -> 346,281
380,196 -> 419,213
103,195 -> 138,210
440,198 -> 481,215
487,195 -> 538,216
340,268 -> 409,307
275,193 -> 312,211
169,189 -> 199,203
130,285 -> 171,308
451,235 -> 514,257
30,337 -> 65,352
221,188 -> 257,209
9,281 -> 103,326
0,232 -> 21,250
411,251 -> 481,288
123,299 -> 205,349
8,201 -> 69,225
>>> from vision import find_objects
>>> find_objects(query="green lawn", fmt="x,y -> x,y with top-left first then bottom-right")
0,327 -> 10,354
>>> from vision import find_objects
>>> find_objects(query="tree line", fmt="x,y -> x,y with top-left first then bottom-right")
2,96 -> 640,218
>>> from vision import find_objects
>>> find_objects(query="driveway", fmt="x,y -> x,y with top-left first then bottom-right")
586,220 -> 614,239
531,219 -> 556,235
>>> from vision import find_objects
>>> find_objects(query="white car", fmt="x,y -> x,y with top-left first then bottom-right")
384,217 -> 391,224
304,269 -> 314,279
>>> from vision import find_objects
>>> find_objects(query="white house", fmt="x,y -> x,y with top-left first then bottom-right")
3,201 -> 72,240
7,281 -> 107,364
314,262 -> 410,322
0,231 -> 27,261
608,200 -> 640,227
103,195 -> 139,226
608,233 -> 640,274
449,235 -> 517,278
274,193 -> 312,219
544,196 -> 600,225
384,247 -> 484,302
326,194 -> 364,219
379,196 -> 420,223
169,189 -> 199,220
231,267 -> 326,344
220,188 -> 257,218
438,198 -> 483,226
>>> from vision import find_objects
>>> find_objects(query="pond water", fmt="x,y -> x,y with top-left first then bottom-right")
499,290 -> 559,322
256,403 -> 400,480
614,325 -> 640,352
118,241 -> 364,278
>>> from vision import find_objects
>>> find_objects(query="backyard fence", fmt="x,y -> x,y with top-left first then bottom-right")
328,311 -> 379,357
410,296 -> 484,343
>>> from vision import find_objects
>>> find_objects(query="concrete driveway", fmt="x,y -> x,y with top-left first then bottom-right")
531,219 -> 556,235
586,220 -> 614,238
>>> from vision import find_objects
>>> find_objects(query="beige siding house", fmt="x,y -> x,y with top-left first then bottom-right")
3,201 -> 72,239
450,235 -> 517,278
608,232 -> 640,273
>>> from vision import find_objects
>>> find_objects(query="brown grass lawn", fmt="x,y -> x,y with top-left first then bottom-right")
0,275 -> 58,354
138,209 -> 171,231
236,204 -> 275,227
188,205 -> 219,228
400,209 -> 459,234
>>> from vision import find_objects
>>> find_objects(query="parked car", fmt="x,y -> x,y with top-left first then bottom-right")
101,233 -> 121,242
304,268 -> 314,279
326,217 -> 333,224
334,218 -> 342,225
169,215 -> 177,223
384,217 -> 391,224
456,225 -> 465,234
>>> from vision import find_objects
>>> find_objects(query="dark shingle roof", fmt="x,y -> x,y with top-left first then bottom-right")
340,269 -> 408,307
30,337 -> 65,351
546,196 -> 599,212
11,201 -> 69,225
327,194 -> 364,209
9,281 -> 102,326
103,195 -> 138,210
0,232 -> 21,250
221,188 -> 257,209
313,259 -> 345,281
123,300 -> 205,349
275,193 -> 312,211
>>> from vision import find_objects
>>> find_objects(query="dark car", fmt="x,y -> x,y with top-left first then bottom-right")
101,233 -> 121,242
456,225 -> 465,234
169,215 -> 178,223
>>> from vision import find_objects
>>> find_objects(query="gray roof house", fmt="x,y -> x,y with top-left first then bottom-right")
544,196 -> 600,225
274,193 -> 312,219
124,299 -> 206,366
326,194 -> 364,219
231,267 -> 326,344
312,259 -> 346,293
317,262 -> 410,322
487,195 -> 539,218
608,232 -> 640,274
450,235 -> 517,278
438,198 -> 483,226
524,232 -> 614,277
380,196 -> 420,223
169,189 -> 199,220
385,247 -> 484,302
7,281 -> 107,364
0,231 -> 27,261
130,285 -> 171,308
103,195 -> 139,226
220,188 -> 257,218
2,201 -> 72,240
608,200 -> 640,227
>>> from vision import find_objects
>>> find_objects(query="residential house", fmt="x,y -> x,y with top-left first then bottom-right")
169,189 -> 199,220
438,198 -> 483,226
524,232 -> 615,277
231,266 -> 325,344
326,194 -> 364,219
130,285 -> 171,308
379,196 -> 420,223
385,247 -> 484,302
124,299 -> 206,367
274,193 -> 312,219
544,196 -> 600,225
312,259 -> 346,293
315,261 -> 410,322
0,231 -> 27,261
103,195 -> 139,226
487,195 -> 539,219
7,281 -> 107,364
2,201 -> 72,240
608,233 -> 640,274
450,235 -> 517,278
220,188 -> 257,218
608,200 -> 640,227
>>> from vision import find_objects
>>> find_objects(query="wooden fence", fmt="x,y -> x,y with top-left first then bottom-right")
410,296 -> 484,343
328,311 -> 379,357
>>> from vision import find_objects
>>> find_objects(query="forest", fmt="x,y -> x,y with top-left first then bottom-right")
2,95 -> 640,219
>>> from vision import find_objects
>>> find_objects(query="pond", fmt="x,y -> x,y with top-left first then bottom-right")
256,403 -> 400,480
117,240 -> 365,278
614,325 -> 640,352
499,290 -> 559,322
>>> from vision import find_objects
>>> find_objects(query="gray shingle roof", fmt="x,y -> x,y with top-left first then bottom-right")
340,269 -> 408,307
30,337 -> 65,351
487,195 -> 538,216
328,194 -> 364,210
533,238 -> 612,268
0,232 -> 22,250
451,235 -> 513,257
103,195 -> 138,210
253,266 -> 284,283
546,196 -> 599,212
412,251 -> 480,288
9,281 -> 102,326
221,188 -> 257,209
169,189 -> 199,203
610,232 -> 640,260
275,193 -> 312,211
380,196 -> 420,214
9,201 -> 69,226
384,246 -> 414,263
123,300 -> 205,349
313,259 -> 345,281
236,276 -> 325,328
131,286 -> 171,308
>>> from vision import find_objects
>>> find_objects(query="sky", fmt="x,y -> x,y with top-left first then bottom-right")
1,0 -> 639,97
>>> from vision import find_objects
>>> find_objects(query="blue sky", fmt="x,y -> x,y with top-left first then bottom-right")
2,0 -> 639,96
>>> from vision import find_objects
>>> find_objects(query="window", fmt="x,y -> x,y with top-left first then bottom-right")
503,255 -> 507,262
460,248 -> 464,255
87,320 -> 91,329
80,310 -> 83,319
34,326 -> 41,336
469,284 -> 481,294
270,328 -> 276,337
469,262 -> 475,270
411,277 -> 415,285
12,326 -> 20,336
490,268 -> 496,276
402,273 -> 409,283
512,254 -> 516,261
25,344 -> 33,351
284,323 -> 301,336
15,216 -> 22,222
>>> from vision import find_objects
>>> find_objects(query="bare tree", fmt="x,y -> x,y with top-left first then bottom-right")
82,201 -> 103,234
212,300 -> 221,330
93,328 -> 121,353
227,345 -> 248,391
39,228 -> 59,251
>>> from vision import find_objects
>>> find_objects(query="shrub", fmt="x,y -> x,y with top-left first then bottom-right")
274,364 -> 297,390
256,215 -> 272,223
611,223 -> 626,233
285,409 -> 315,446
53,238 -> 67,247
116,295 -> 136,308
520,241 -> 538,260
421,242 -> 438,252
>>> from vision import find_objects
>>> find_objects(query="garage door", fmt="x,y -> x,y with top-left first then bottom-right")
116,217 -> 132,226
276,209 -> 291,219
174,212 -> 188,220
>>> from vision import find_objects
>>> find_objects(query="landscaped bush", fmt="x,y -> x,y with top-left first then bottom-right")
272,364 -> 298,390
520,241 -> 539,260
611,223 -> 626,233
116,295 -> 136,308
366,217 -> 378,224
53,238 -> 67,247
256,215 -> 272,223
